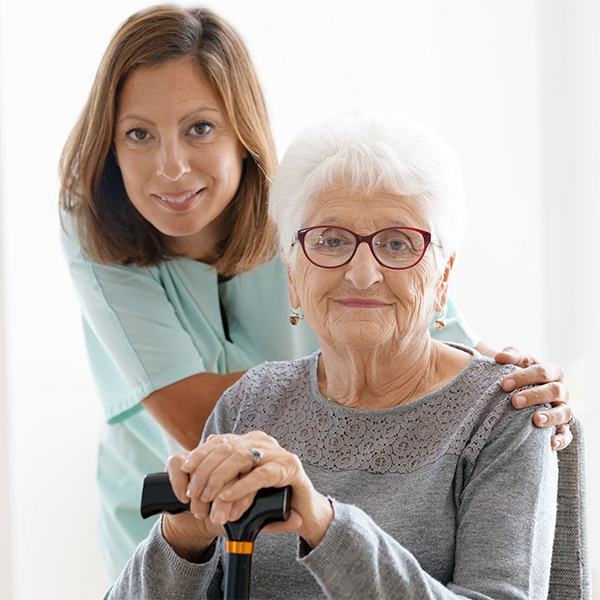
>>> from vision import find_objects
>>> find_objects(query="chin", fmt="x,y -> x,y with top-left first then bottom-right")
331,327 -> 393,349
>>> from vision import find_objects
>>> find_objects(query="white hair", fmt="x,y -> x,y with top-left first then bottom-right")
268,112 -> 467,268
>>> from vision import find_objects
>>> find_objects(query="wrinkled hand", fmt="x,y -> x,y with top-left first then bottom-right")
495,346 -> 573,450
160,452 -> 226,563
170,431 -> 333,549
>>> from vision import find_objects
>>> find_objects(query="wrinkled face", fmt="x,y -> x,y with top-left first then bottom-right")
113,58 -> 247,260
287,188 -> 452,350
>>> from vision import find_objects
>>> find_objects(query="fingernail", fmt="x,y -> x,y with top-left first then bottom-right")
504,378 -> 516,391
219,489 -> 232,500
538,413 -> 548,424
513,394 -> 526,408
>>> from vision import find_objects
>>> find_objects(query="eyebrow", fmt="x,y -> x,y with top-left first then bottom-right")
117,106 -> 221,127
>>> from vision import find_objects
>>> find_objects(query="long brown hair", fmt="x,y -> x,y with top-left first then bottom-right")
60,6 -> 277,276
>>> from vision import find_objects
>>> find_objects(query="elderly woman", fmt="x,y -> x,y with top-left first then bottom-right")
105,113 -> 557,599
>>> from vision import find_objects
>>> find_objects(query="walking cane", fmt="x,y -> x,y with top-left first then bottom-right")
141,472 -> 292,600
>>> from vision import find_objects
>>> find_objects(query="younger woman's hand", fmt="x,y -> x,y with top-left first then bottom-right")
495,346 -> 573,450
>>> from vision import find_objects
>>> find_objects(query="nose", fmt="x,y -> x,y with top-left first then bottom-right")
157,138 -> 191,181
344,242 -> 385,289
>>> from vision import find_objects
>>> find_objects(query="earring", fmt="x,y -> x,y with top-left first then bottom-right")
289,307 -> 303,326
434,309 -> 446,330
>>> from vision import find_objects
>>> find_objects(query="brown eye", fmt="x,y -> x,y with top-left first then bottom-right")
189,121 -> 215,137
126,128 -> 150,142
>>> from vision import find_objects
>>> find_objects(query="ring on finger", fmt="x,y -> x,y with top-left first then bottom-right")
566,415 -> 575,426
248,447 -> 263,466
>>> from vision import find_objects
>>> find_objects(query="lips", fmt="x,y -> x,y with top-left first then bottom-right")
153,189 -> 204,212
336,298 -> 389,308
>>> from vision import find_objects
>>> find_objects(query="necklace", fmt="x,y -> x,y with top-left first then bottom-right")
325,382 -> 419,406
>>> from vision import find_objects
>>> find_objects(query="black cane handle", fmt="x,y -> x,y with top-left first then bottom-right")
140,473 -> 292,533
140,472 -> 190,518
140,472 -> 292,600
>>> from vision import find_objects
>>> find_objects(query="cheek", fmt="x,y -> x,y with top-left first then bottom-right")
292,269 -> 339,316
206,145 -> 245,187
115,152 -> 147,200
394,266 -> 439,314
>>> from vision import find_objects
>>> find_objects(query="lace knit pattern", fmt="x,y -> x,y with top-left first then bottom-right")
226,348 -> 517,475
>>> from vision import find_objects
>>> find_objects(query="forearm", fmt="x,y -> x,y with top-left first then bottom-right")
161,514 -> 217,563
301,501 -> 470,600
103,518 -> 220,600
142,371 -> 245,450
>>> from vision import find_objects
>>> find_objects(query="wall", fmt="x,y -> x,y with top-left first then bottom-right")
0,1 -> 596,597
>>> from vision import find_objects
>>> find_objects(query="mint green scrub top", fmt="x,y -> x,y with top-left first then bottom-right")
61,221 -> 479,582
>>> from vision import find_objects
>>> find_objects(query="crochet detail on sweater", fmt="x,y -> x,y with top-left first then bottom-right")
231,354 -> 513,475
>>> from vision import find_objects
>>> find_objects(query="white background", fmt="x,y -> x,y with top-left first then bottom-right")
0,1 -> 598,598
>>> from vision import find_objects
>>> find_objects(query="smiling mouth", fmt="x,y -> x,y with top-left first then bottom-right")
154,189 -> 204,212
156,190 -> 201,204
336,298 -> 389,308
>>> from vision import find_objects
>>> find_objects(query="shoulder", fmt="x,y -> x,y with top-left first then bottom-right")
441,343 -> 518,401
449,348 -> 546,462
232,352 -> 315,397
216,353 -> 317,419
61,211 -> 174,288
223,254 -> 289,291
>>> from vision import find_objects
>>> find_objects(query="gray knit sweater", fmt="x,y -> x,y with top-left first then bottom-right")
105,346 -> 557,599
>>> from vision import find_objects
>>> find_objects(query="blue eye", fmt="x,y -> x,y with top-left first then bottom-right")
322,237 -> 343,249
387,239 -> 408,252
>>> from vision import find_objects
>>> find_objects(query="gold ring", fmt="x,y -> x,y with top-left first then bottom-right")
566,415 -> 575,426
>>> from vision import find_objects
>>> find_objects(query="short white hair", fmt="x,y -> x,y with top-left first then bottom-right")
269,112 -> 467,267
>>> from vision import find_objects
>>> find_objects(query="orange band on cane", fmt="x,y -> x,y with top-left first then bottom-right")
226,540 -> 254,554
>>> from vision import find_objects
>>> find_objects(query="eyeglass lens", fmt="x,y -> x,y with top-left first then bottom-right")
302,227 -> 427,269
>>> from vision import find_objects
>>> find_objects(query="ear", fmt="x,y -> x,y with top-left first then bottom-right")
435,254 -> 455,312
285,253 -> 301,309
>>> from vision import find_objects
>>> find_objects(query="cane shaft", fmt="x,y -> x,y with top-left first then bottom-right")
224,552 -> 252,600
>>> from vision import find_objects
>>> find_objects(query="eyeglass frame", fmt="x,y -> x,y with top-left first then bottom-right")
294,225 -> 435,270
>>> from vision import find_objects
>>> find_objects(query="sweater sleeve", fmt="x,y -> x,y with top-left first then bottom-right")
103,518 -> 223,600
299,407 -> 557,600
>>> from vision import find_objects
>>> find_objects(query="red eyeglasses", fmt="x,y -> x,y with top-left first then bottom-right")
295,226 -> 433,270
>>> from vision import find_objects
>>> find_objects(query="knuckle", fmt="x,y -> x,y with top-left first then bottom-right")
537,365 -> 552,382
288,453 -> 304,473
166,452 -> 185,470
554,381 -> 569,403
255,430 -> 279,446
552,381 -> 565,398
526,386 -> 540,403
565,405 -> 575,423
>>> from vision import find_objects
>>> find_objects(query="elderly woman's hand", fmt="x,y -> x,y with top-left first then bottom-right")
158,452 -> 227,563
175,431 -> 334,550
494,346 -> 573,450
